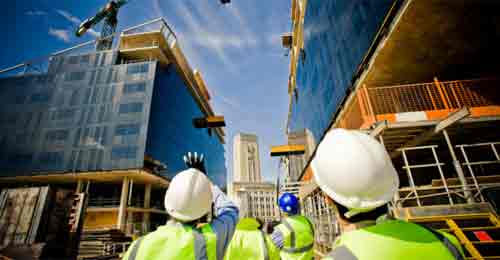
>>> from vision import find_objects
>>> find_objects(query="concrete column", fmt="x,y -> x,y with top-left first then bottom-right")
76,180 -> 83,193
143,183 -> 152,233
118,177 -> 130,231
442,130 -> 473,203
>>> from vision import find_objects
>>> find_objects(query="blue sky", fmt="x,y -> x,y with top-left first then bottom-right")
1,0 -> 291,182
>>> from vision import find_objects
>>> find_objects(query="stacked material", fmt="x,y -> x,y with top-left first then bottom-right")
77,229 -> 131,260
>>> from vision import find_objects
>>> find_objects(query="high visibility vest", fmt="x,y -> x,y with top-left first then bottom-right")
323,220 -> 465,260
122,223 -> 217,260
275,215 -> 315,260
224,218 -> 280,260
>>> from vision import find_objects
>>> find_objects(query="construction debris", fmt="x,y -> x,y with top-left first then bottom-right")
0,187 -> 87,259
77,229 -> 131,260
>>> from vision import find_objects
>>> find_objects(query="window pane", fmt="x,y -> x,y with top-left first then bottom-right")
30,92 -> 50,103
39,152 -> 64,167
119,102 -> 143,114
115,124 -> 141,135
111,146 -> 138,159
123,82 -> 146,94
80,55 -> 90,64
52,109 -> 75,120
67,56 -> 79,64
126,64 -> 149,75
65,71 -> 85,81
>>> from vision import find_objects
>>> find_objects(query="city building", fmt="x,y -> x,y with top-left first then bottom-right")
231,182 -> 280,223
232,133 -> 262,183
230,133 -> 279,221
284,0 -> 500,257
0,18 -> 227,235
281,129 -> 315,183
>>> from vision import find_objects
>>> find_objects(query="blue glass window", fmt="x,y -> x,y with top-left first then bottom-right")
123,82 -> 146,94
30,92 -> 50,103
15,134 -> 28,145
126,64 -> 149,75
39,152 -> 64,167
80,55 -> 90,64
52,109 -> 76,120
114,124 -> 140,145
46,130 -> 69,142
9,153 -> 33,165
67,56 -> 79,64
111,146 -> 138,159
115,124 -> 141,135
119,102 -> 143,114
65,71 -> 85,81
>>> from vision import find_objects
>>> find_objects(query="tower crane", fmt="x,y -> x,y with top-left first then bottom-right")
75,0 -> 230,51
75,0 -> 128,51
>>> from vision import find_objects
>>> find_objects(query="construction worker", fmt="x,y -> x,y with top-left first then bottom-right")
224,217 -> 280,260
271,192 -> 315,260
122,152 -> 239,260
312,129 -> 465,260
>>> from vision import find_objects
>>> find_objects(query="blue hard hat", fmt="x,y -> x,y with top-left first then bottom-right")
278,193 -> 299,214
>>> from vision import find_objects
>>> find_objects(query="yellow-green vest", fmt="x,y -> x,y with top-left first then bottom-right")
122,223 -> 217,260
323,220 -> 465,260
224,218 -> 280,260
275,215 -> 315,260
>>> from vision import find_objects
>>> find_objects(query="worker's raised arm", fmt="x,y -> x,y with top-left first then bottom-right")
210,183 -> 239,259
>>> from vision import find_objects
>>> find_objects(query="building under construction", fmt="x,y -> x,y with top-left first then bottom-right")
0,18 -> 227,256
282,0 -> 500,259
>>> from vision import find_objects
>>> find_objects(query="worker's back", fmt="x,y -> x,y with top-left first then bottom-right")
274,215 -> 315,260
324,220 -> 464,260
122,223 -> 217,260
224,218 -> 279,260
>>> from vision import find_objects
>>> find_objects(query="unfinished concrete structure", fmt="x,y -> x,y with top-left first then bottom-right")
284,0 -> 500,258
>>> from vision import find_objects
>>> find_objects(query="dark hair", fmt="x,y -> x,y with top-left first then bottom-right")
333,200 -> 388,223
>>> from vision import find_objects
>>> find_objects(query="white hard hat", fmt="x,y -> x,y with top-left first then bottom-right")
311,129 -> 399,217
164,168 -> 213,222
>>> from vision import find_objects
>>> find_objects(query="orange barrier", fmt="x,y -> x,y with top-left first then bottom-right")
338,78 -> 500,129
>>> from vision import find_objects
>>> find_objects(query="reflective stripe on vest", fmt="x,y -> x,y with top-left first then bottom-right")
128,224 -> 216,260
420,225 -> 464,260
128,237 -> 144,260
276,215 -> 315,260
325,220 -> 465,260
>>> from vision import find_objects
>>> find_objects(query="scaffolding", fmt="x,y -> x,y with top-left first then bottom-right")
301,189 -> 338,255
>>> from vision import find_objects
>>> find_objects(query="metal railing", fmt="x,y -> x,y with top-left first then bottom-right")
0,18 -> 177,78
368,79 -> 498,114
395,142 -> 500,208
302,189 -> 338,255
338,78 -> 499,129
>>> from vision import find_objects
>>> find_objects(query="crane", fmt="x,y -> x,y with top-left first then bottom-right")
75,0 -> 128,51
76,0 -> 230,51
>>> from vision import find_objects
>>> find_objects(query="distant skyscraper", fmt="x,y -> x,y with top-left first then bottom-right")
233,133 -> 262,183
284,129 -> 316,182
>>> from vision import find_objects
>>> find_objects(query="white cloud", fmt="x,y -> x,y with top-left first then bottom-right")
25,10 -> 47,16
56,9 -> 100,37
49,28 -> 71,43
56,9 -> 81,24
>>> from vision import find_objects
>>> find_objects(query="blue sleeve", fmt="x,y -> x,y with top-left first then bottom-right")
270,229 -> 285,249
209,184 -> 239,259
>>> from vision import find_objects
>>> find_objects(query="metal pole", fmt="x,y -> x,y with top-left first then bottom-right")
458,145 -> 485,202
401,149 -> 421,206
442,129 -> 474,203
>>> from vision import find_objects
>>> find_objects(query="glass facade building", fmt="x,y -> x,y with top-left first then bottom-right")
0,51 -> 226,188
288,0 -> 393,142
